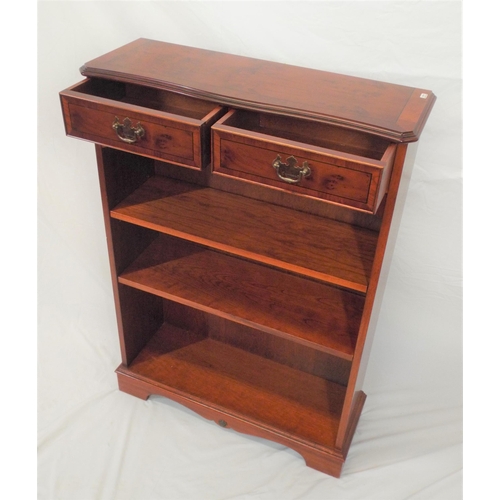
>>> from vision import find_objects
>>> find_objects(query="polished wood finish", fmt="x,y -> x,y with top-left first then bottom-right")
110,175 -> 378,293
155,159 -> 384,230
212,109 -> 396,212
116,361 -> 361,478
161,301 -> 352,386
80,38 -> 435,142
337,142 -> 418,448
118,233 -> 363,359
61,78 -> 225,168
60,40 -> 434,477
121,321 -> 346,447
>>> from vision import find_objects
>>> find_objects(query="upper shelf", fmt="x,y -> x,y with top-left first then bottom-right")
110,176 -> 378,293
80,38 -> 436,143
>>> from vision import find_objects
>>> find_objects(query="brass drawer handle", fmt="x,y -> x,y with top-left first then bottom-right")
112,117 -> 145,144
272,155 -> 311,184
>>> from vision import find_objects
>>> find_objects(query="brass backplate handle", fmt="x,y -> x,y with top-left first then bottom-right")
272,155 -> 311,184
112,117 -> 145,144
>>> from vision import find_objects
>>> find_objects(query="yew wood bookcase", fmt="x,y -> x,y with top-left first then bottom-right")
60,38 -> 435,477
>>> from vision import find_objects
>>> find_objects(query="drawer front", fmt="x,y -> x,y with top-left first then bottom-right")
60,82 -> 224,169
212,116 -> 395,213
218,138 -> 375,204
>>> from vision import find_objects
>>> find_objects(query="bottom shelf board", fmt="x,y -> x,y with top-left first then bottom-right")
121,322 -> 347,451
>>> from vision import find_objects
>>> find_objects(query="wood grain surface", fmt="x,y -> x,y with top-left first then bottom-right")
118,234 -> 364,359
110,176 -> 378,292
80,38 -> 436,141
127,322 -> 347,449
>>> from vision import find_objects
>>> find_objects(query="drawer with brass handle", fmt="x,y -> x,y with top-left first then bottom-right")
60,78 -> 225,169
212,109 -> 396,213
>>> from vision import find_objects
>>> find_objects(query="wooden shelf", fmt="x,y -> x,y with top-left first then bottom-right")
118,234 -> 363,359
111,175 -> 378,293
119,322 -> 347,450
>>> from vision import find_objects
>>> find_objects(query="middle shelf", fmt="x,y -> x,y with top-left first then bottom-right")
118,233 -> 364,360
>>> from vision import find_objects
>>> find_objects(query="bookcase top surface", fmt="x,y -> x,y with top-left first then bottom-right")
80,38 -> 435,142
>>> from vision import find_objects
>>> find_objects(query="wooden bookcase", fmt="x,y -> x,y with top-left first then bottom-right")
60,39 -> 435,477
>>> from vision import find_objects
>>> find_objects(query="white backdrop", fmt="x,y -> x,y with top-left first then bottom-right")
38,2 -> 462,499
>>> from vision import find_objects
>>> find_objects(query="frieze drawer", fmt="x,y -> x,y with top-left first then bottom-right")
212,109 -> 396,213
61,78 -> 225,169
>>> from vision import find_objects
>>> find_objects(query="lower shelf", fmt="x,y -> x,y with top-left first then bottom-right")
115,321 -> 366,476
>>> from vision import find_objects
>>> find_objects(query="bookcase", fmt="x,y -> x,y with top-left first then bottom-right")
60,38 -> 435,477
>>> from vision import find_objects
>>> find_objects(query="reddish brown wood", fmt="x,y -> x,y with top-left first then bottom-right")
120,323 -> 346,448
335,143 -> 414,448
162,301 -> 352,386
80,38 -> 435,142
60,79 -> 225,168
116,371 -> 151,400
118,234 -> 363,360
212,109 -> 396,213
110,175 -> 378,293
61,40 -> 435,478
115,320 -> 366,477
116,366 -> 351,477
154,159 -> 384,231
100,147 -> 155,209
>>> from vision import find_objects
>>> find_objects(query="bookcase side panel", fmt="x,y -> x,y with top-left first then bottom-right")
335,143 -> 419,450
